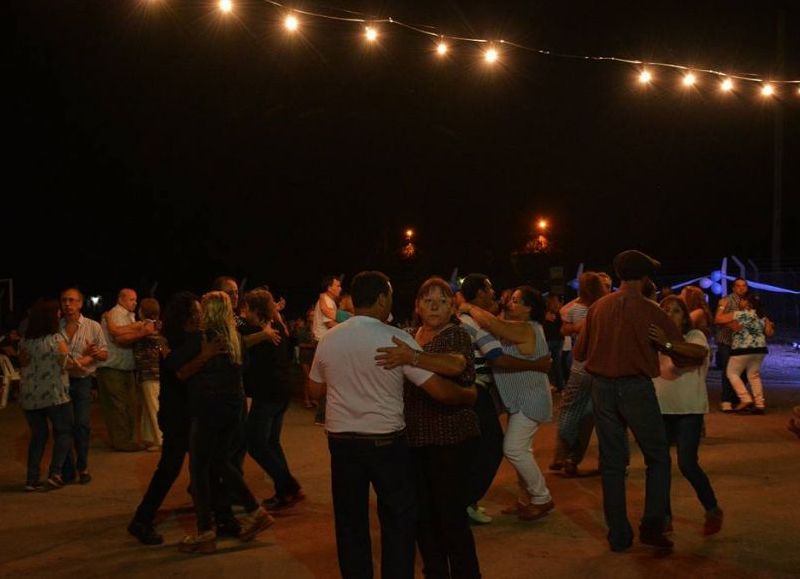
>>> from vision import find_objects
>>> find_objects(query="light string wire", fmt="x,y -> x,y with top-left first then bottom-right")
257,0 -> 800,85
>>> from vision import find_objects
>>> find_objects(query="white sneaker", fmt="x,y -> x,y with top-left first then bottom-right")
467,504 -> 492,524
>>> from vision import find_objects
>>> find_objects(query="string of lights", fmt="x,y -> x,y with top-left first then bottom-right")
176,0 -> 800,97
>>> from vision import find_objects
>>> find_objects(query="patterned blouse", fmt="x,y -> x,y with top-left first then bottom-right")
19,334 -> 71,411
731,310 -> 768,354
404,324 -> 480,447
134,334 -> 168,382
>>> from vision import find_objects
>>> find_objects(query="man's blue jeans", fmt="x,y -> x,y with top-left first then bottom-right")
591,375 -> 670,547
63,376 -> 93,480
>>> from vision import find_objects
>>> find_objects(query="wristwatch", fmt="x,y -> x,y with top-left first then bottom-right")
664,342 -> 673,351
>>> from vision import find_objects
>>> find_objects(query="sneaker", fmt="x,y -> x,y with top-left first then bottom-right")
518,500 -> 555,521
467,504 -> 493,524
720,402 -> 733,413
78,472 -> 92,485
24,480 -> 44,492
128,520 -> 164,545
178,530 -> 217,554
263,489 -> 306,512
239,507 -> 274,542
46,475 -> 65,490
751,407 -> 766,415
703,507 -> 724,536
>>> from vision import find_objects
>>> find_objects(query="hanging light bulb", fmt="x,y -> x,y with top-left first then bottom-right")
365,26 -> 378,42
218,0 -> 232,14
436,41 -> 448,56
682,72 -> 696,87
284,14 -> 299,32
761,83 -> 775,97
484,47 -> 498,64
721,78 -> 734,92
638,69 -> 652,84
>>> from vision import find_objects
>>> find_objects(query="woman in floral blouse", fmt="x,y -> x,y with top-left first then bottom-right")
18,299 -> 75,490
716,294 -> 775,413
376,276 -> 481,579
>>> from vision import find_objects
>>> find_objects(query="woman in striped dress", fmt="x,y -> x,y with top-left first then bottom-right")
463,286 -> 554,521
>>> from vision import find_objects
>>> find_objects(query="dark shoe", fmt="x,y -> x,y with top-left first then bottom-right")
263,489 -> 306,512
178,531 -> 216,554
239,507 -> 274,542
24,480 -> 44,492
703,507 -> 724,536
78,472 -> 92,485
610,540 -> 633,553
216,519 -> 242,538
751,407 -> 765,415
563,461 -> 578,477
128,520 -> 164,546
518,500 -> 555,521
640,529 -> 674,550
734,401 -> 753,413
548,461 -> 564,471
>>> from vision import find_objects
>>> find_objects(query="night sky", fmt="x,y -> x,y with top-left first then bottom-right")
8,0 -> 800,316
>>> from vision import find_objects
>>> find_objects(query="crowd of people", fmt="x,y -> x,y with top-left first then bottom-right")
2,248 -> 785,577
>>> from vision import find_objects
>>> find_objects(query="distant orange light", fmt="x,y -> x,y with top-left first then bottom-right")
405,229 -> 414,238
537,219 -> 548,230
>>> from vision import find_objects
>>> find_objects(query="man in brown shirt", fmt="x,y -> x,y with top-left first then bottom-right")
574,250 -> 701,552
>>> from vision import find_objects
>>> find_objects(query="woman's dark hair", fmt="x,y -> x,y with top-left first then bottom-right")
139,298 -> 161,321
660,295 -> 692,334
747,293 -> 768,318
321,275 -> 339,293
245,289 -> 275,322
578,272 -> 606,306
25,299 -> 61,340
163,292 -> 199,346
682,286 -> 712,331
516,286 -> 546,323
351,271 -> 391,308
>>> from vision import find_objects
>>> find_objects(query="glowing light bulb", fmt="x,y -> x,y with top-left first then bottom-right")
405,229 -> 414,238
365,26 -> 378,42
436,42 -> 448,56
284,14 -> 299,32
761,84 -> 775,97
219,0 -> 232,13
537,219 -> 548,231
484,48 -> 498,63
682,73 -> 696,86
638,70 -> 652,84
721,78 -> 734,92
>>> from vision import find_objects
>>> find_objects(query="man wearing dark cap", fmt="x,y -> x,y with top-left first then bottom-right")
574,250 -> 707,552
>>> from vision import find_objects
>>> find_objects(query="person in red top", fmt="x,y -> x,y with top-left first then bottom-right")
574,250 -> 706,553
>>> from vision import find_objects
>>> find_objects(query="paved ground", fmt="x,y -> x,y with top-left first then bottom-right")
1,362 -> 799,579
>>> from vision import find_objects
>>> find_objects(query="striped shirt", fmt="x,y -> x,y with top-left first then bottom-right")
60,315 -> 108,378
458,313 -> 503,387
492,321 -> 553,423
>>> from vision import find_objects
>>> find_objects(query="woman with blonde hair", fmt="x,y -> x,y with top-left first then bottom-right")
179,291 -> 272,554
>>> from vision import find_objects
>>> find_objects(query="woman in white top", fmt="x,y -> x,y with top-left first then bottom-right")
651,296 -> 722,536
18,299 -> 75,490
463,286 -> 554,522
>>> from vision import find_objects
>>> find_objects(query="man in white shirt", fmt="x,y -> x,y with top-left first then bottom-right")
60,288 -> 108,483
310,271 -> 476,579
97,288 -> 155,451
